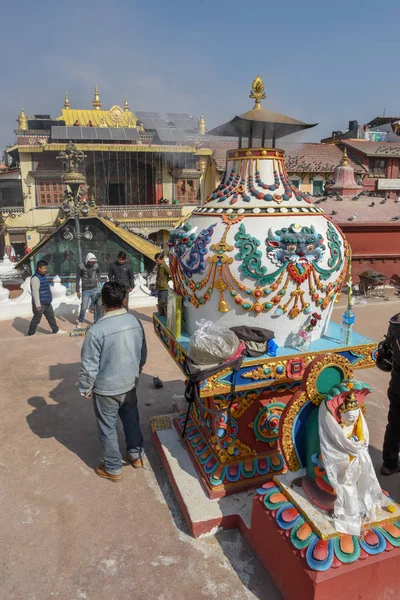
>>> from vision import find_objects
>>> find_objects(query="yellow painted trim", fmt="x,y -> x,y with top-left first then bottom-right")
18,144 -> 204,154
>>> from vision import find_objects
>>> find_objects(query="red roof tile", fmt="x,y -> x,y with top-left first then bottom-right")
313,196 -> 400,224
210,142 -> 366,173
342,140 -> 400,157
282,143 -> 366,174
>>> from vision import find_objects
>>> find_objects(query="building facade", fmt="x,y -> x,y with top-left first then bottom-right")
2,87 -> 213,257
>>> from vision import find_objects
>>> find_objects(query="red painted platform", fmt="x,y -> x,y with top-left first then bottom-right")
152,417 -> 400,600
248,496 -> 400,600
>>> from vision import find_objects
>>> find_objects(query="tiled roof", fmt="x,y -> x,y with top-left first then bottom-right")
210,141 -> 238,171
312,196 -> 400,224
282,143 -> 366,173
342,140 -> 400,157
210,142 -> 366,173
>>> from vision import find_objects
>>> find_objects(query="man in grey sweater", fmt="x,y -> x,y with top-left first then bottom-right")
79,281 -> 147,481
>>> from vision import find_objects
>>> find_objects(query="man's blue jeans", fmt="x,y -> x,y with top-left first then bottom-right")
93,388 -> 144,475
78,289 -> 101,323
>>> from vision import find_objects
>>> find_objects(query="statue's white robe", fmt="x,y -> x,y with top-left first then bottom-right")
318,404 -> 382,536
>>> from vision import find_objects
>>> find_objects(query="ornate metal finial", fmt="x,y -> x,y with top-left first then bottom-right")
92,84 -> 102,110
57,142 -> 86,174
18,108 -> 28,131
341,147 -> 348,166
124,95 -> 129,112
250,75 -> 266,109
199,115 -> 206,135
64,91 -> 71,110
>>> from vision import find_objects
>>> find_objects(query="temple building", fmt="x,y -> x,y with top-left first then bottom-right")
311,150 -> 400,283
3,85 -> 213,256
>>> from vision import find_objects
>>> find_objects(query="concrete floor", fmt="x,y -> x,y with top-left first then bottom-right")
0,301 -> 399,600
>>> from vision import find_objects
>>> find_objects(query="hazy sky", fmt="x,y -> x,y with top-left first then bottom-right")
1,0 -> 399,151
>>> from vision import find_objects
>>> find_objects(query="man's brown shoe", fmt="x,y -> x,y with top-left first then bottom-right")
95,464 -> 123,481
380,464 -> 400,476
125,454 -> 144,469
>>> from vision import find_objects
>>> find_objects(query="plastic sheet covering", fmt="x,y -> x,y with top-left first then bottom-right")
188,319 -> 240,367
318,404 -> 383,536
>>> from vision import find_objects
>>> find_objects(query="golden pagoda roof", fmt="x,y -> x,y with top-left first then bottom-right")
99,217 -> 160,260
57,107 -> 137,128
207,75 -> 317,140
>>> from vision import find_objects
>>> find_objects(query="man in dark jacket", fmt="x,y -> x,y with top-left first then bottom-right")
28,260 -> 64,336
108,251 -> 134,310
76,252 -> 101,328
381,313 -> 400,476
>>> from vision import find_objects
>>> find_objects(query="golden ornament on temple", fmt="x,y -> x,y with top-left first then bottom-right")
387,504 -> 396,513
92,84 -> 102,110
18,108 -> 28,131
249,75 -> 266,109
199,115 -> 206,135
64,91 -> 71,110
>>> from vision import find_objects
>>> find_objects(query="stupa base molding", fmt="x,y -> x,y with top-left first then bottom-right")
173,411 -> 285,500
151,414 -> 254,537
152,416 -> 400,599
250,479 -> 400,600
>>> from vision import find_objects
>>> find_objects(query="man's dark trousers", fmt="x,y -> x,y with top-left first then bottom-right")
28,303 -> 59,335
382,367 -> 400,469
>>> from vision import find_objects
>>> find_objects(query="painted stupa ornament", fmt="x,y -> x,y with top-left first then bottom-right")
168,77 -> 349,346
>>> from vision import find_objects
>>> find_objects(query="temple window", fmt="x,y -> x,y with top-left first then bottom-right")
0,181 -> 23,208
175,179 -> 198,203
37,180 -> 65,206
290,177 -> 302,190
368,158 -> 386,177
312,176 -> 324,195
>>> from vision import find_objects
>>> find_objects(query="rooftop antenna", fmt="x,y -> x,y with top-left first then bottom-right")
383,108 -> 386,117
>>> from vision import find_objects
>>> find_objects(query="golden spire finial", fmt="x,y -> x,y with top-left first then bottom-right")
18,108 -> 28,130
64,91 -> 71,110
124,95 -> 129,112
92,84 -> 102,110
250,75 -> 266,109
341,147 -> 348,166
199,115 -> 206,135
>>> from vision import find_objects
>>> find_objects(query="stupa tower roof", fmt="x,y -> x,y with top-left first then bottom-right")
202,76 -> 318,210
208,75 -> 317,145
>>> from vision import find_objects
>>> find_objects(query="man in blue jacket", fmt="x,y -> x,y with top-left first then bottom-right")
79,281 -> 147,481
28,260 -> 63,336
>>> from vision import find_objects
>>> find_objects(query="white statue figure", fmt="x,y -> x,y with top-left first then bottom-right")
318,388 -> 383,536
